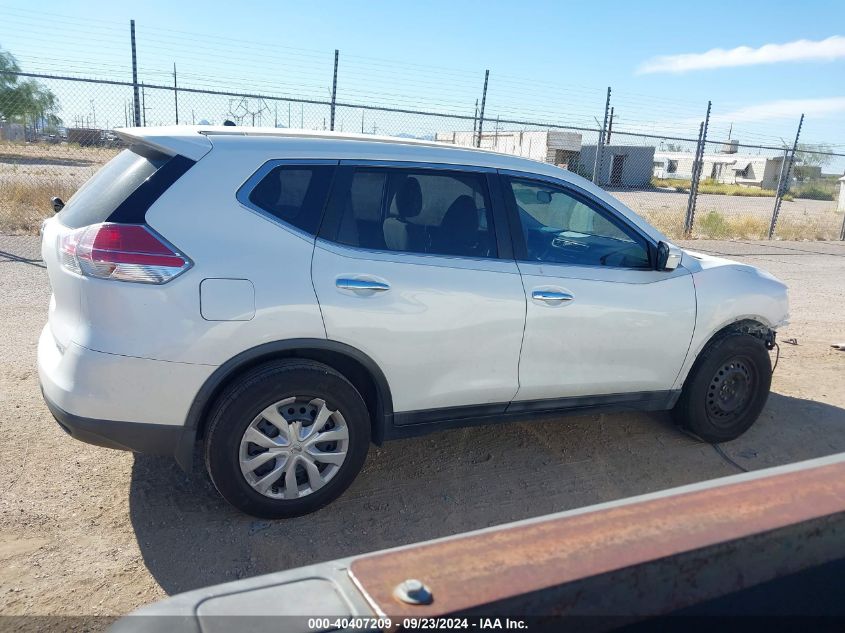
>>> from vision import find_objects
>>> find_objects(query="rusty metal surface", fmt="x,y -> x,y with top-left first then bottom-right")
348,459 -> 845,617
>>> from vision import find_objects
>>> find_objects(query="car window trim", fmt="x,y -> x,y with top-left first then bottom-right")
497,170 -> 656,269
235,158 -> 339,241
314,235 -> 521,274
320,160 -> 512,262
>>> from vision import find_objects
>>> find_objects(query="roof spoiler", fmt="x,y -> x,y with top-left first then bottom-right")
115,127 -> 213,161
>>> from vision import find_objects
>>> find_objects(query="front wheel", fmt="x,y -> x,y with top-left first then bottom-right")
672,332 -> 772,443
204,360 -> 371,518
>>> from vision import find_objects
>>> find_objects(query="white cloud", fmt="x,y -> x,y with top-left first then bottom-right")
637,36 -> 845,74
710,97 -> 845,123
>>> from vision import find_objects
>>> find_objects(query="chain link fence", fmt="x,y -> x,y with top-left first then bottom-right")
2,71 -> 844,240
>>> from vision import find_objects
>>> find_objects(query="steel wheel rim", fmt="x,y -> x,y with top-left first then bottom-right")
239,396 -> 350,500
705,356 -> 756,426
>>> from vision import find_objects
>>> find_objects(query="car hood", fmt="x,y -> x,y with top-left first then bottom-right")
681,249 -> 779,280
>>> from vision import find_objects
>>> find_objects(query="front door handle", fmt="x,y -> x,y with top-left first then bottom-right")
336,277 -> 391,293
532,289 -> 574,304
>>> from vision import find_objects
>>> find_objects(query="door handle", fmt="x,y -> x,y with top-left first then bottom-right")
336,277 -> 391,293
532,289 -> 574,304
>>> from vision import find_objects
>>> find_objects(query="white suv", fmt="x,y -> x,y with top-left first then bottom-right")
38,127 -> 789,518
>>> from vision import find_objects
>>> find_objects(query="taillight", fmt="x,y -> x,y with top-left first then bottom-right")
58,223 -> 191,284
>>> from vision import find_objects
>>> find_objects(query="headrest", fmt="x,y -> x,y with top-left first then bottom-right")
394,176 -> 422,218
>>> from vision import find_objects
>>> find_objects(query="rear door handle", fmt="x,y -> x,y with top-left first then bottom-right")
336,277 -> 391,293
532,289 -> 574,304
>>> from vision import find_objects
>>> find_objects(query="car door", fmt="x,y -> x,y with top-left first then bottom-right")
501,173 -> 696,404
311,162 -> 526,421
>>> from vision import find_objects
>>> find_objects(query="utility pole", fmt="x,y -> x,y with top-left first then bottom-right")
769,114 -> 804,239
592,87 -> 611,184
130,20 -> 141,126
173,63 -> 179,125
330,49 -> 339,131
476,70 -> 489,148
605,106 -> 614,145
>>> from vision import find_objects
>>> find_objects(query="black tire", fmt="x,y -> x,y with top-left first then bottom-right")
204,359 -> 370,518
672,332 -> 772,443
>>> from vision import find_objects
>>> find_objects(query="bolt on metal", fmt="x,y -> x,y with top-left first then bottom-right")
393,578 -> 433,605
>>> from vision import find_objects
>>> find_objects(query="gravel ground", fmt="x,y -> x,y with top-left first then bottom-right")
0,235 -> 843,623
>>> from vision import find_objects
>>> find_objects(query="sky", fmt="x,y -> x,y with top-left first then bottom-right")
1,0 -> 844,170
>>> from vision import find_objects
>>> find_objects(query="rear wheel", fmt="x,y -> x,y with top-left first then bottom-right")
204,360 -> 370,518
672,332 -> 772,442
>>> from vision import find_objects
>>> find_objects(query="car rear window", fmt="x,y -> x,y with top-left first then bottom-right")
58,145 -> 173,229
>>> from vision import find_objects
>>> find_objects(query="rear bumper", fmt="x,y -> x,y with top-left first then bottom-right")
38,324 -> 215,470
43,390 -> 194,470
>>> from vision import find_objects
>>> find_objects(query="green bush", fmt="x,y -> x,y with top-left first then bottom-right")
791,187 -> 835,201
697,210 -> 731,238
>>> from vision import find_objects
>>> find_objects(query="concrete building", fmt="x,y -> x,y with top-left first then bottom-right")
578,144 -> 656,187
653,149 -> 786,190
435,130 -> 582,168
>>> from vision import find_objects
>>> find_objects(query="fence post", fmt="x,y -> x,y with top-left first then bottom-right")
472,99 -> 478,140
768,114 -> 804,240
772,147 -> 789,213
476,70 -> 489,148
130,20 -> 141,127
173,63 -> 179,125
684,122 -> 705,236
839,176 -> 845,240
683,101 -> 711,236
592,87 -> 611,185
330,49 -> 339,131
839,193 -> 845,240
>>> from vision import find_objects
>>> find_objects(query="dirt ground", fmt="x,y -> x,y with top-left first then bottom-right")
0,235 -> 843,624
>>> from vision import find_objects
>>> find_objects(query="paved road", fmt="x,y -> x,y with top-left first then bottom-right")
0,235 -> 843,619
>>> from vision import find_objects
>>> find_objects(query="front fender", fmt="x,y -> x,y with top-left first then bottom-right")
672,259 -> 788,390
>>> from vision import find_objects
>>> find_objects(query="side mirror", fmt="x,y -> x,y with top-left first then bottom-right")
657,241 -> 682,271
51,197 -> 64,214
536,190 -> 552,204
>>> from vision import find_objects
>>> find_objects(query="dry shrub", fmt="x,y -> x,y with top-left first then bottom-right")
1,180 -> 79,234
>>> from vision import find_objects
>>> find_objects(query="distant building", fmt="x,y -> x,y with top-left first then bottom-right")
0,122 -> 25,142
653,145 -> 786,190
578,144 -> 656,187
435,130 -> 582,168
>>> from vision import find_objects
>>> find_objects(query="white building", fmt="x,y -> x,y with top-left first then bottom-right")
653,147 -> 785,190
435,130 -> 582,168
578,144 -> 656,187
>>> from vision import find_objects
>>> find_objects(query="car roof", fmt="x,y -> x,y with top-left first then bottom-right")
116,125 -> 565,176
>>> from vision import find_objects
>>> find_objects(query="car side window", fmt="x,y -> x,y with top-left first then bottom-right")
246,164 -> 335,236
334,168 -> 497,259
507,178 -> 650,268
